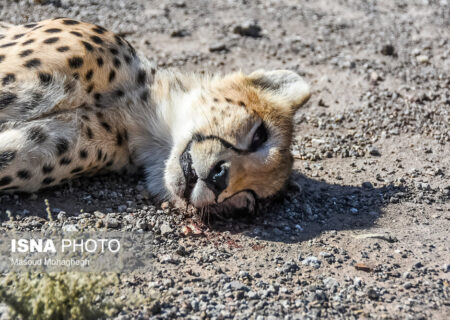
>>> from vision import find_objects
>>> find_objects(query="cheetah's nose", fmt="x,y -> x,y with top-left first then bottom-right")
204,161 -> 229,197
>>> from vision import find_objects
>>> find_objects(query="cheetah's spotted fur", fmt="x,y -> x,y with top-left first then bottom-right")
0,18 -> 310,213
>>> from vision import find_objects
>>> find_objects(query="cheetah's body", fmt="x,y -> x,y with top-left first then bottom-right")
0,18 -> 310,213
0,19 -> 154,191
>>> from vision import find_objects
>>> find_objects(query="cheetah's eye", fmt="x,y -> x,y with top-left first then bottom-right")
250,123 -> 268,151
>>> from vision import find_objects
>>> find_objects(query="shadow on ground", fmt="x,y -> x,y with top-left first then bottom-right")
211,170 -> 407,243
0,170 -> 407,245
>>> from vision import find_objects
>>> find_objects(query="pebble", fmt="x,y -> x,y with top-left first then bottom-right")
209,43 -> 228,52
302,256 -> 321,269
62,224 -> 78,232
416,55 -> 429,64
160,223 -> 173,235
233,20 -> 262,38
380,44 -> 395,56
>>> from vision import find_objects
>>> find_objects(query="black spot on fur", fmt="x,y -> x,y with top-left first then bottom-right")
0,55 -> 5,63
116,132 -> 123,146
81,41 -> 93,51
45,28 -> 62,33
19,49 -> 33,57
90,35 -> 103,44
70,31 -> 82,37
22,39 -> 35,45
100,122 -> 111,132
59,157 -> 72,166
137,70 -> 146,86
108,70 -> 116,82
43,37 -> 59,44
2,73 -> 15,86
0,151 -> 16,170
86,127 -> 94,139
70,167 -> 83,174
81,114 -> 90,121
115,89 -> 124,97
62,19 -> 80,25
124,54 -> 131,64
17,170 -> 31,180
68,57 -> 83,68
13,33 -> 25,40
0,176 -> 12,187
24,23 -> 37,28
56,138 -> 69,155
96,57 -> 104,67
22,92 -> 42,112
42,165 -> 54,174
85,69 -> 93,81
27,126 -> 47,143
0,92 -> 17,109
24,58 -> 41,68
57,46 -> 70,52
72,73 -> 79,80
94,93 -> 102,101
42,177 -> 55,185
140,90 -> 149,102
238,101 -> 246,107
79,149 -> 88,159
113,57 -> 121,68
109,47 -> 118,55
86,84 -> 94,93
97,149 -> 103,161
0,42 -> 16,48
39,72 -> 52,86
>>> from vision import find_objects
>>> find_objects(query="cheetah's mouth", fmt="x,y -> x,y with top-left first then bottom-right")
180,141 -> 198,201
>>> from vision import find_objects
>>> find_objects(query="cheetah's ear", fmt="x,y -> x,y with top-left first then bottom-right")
248,70 -> 311,112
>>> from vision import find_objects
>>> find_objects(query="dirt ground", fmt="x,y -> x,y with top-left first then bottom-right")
0,0 -> 449,319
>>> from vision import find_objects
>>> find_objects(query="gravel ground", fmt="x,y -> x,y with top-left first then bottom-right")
1,0 -> 449,319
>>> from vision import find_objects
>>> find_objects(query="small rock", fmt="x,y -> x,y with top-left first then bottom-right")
209,42 -> 228,52
362,181 -> 373,189
160,223 -> 173,235
416,55 -> 429,64
367,145 -> 381,156
62,224 -> 78,232
94,211 -> 106,219
233,20 -> 262,38
302,256 -> 321,269
160,254 -> 179,264
367,288 -> 379,300
170,29 -> 190,37
380,44 -> 395,56
57,211 -> 67,220
105,217 -> 120,229
228,280 -> 249,291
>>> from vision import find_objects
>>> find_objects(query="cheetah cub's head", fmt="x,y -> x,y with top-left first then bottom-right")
153,69 -> 310,216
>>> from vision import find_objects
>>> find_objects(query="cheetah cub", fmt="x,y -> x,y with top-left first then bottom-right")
0,18 -> 310,214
